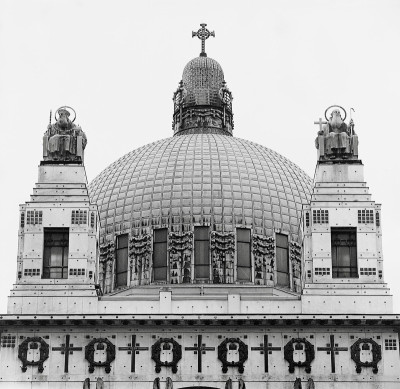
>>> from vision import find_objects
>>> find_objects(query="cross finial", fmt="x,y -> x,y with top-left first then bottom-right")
192,23 -> 215,57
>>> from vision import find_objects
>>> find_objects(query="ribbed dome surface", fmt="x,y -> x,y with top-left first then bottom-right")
182,57 -> 224,106
89,134 -> 312,243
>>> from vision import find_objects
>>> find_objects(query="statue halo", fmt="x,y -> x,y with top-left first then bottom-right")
324,105 -> 347,122
54,106 -> 76,123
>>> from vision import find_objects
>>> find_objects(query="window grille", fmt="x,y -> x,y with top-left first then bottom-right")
385,339 -> 397,350
90,212 -> 96,228
305,212 -> 310,227
20,212 -> 25,228
376,212 -> 380,227
26,210 -> 42,225
1,335 -> 16,348
360,268 -> 376,276
23,269 -> 40,277
358,210 -> 374,224
313,210 -> 329,224
314,267 -> 331,276
69,268 -> 86,276
71,210 -> 88,225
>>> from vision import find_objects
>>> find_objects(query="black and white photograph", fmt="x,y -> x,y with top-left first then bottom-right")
0,0 -> 399,387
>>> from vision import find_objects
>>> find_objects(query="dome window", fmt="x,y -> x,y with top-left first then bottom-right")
236,228 -> 251,282
276,233 -> 290,287
194,227 -> 210,281
115,234 -> 129,287
153,229 -> 168,282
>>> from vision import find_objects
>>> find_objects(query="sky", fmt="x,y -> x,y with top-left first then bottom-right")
0,0 -> 399,313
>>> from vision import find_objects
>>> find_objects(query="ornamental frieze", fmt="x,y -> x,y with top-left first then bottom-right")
12,334 -> 386,376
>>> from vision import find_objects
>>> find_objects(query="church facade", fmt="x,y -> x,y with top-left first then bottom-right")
0,25 -> 399,389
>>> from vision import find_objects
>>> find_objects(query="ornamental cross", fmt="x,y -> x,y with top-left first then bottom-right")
185,335 -> 215,372
314,117 -> 327,132
251,335 -> 281,372
118,335 -> 149,372
52,335 -> 83,373
317,335 -> 348,373
192,23 -> 215,57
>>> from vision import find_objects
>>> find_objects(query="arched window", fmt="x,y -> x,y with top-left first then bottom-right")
115,234 -> 128,287
276,233 -> 289,287
236,228 -> 251,281
153,228 -> 168,281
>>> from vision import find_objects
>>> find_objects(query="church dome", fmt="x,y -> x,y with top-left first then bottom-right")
89,29 -> 312,290
89,134 -> 312,243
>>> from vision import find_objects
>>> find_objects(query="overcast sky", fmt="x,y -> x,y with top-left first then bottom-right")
0,0 -> 399,313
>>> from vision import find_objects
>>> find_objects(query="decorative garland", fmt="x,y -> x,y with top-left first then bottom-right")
18,337 -> 49,373
290,241 -> 302,292
252,235 -> 275,286
129,234 -> 151,286
85,338 -> 116,373
168,231 -> 193,284
350,338 -> 381,374
284,338 -> 315,373
217,338 -> 248,373
99,241 -> 115,293
151,338 -> 182,373
211,231 -> 235,284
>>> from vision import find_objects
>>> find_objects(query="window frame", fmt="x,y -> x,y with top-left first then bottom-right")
275,233 -> 290,288
236,228 -> 252,282
42,227 -> 69,279
194,226 -> 210,282
331,227 -> 358,278
115,233 -> 129,287
152,228 -> 168,282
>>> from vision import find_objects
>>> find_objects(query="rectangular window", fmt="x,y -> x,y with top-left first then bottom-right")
71,210 -> 88,225
313,209 -> 329,224
20,212 -> 25,228
237,228 -> 251,281
194,227 -> 210,280
305,212 -> 310,227
276,233 -> 289,287
358,209 -> 374,224
116,234 -> 128,287
331,227 -> 358,278
27,210 -> 42,225
153,228 -> 168,281
42,228 -> 69,279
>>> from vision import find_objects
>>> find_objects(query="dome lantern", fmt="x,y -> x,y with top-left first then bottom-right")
172,24 -> 234,136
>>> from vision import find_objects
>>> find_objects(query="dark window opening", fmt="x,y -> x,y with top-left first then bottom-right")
116,234 -> 128,287
331,227 -> 358,278
153,228 -> 168,281
42,228 -> 69,279
237,228 -> 251,281
276,233 -> 290,287
194,227 -> 209,281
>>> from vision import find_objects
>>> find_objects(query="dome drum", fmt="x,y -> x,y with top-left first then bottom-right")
98,225 -> 303,295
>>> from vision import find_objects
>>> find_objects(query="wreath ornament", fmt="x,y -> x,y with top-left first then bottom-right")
18,337 -> 49,373
151,338 -> 182,374
217,338 -> 248,374
284,338 -> 315,373
350,338 -> 382,374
